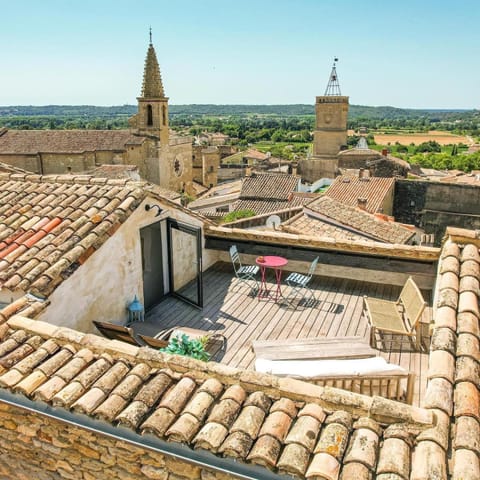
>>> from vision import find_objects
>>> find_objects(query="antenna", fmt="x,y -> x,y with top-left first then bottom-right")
265,215 -> 281,230
324,57 -> 342,96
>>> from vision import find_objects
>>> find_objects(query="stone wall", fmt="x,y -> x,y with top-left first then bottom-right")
394,179 -> 480,245
0,402 -> 237,480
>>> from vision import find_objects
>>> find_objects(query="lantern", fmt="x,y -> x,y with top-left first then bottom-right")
127,295 -> 144,325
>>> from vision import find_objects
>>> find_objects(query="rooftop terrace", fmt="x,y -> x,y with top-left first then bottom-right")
132,262 -> 432,406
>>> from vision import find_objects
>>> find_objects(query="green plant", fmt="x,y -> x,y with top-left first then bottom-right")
221,209 -> 256,223
160,333 -> 210,361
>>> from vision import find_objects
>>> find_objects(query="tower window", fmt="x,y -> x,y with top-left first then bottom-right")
162,105 -> 167,126
147,105 -> 153,126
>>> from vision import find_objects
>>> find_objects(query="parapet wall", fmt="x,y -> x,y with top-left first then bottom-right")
394,179 -> 480,245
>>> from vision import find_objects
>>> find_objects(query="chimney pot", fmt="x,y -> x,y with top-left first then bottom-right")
382,149 -> 388,157
357,197 -> 368,210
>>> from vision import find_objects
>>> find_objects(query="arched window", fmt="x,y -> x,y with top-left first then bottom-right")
162,105 -> 167,126
147,105 -> 153,126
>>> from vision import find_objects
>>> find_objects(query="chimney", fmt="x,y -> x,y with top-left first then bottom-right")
291,162 -> 298,177
381,149 -> 388,157
357,197 -> 368,210
359,168 -> 370,181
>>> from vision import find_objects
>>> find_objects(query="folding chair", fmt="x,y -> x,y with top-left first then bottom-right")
93,320 -> 140,346
284,256 -> 319,306
229,245 -> 259,292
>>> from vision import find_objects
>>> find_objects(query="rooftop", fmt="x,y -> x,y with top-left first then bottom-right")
0,129 -> 146,155
0,173 -> 188,300
0,222 -> 478,477
240,174 -> 299,201
282,195 -> 415,244
325,175 -> 395,214
133,261 -> 431,407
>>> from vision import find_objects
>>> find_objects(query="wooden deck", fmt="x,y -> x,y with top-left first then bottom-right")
133,262 -> 431,406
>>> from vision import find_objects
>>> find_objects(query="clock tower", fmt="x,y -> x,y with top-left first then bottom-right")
299,59 -> 349,181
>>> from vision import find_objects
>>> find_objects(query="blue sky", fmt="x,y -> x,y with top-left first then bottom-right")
1,0 -> 479,108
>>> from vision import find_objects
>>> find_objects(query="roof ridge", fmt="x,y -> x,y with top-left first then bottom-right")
0,172 -> 148,189
6,314 -> 435,428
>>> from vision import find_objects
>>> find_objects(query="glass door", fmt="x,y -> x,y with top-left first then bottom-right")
167,218 -> 203,308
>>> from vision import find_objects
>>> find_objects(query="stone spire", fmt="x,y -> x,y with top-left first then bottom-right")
141,33 -> 165,98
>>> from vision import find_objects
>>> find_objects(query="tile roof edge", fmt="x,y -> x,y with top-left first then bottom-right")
5,314 -> 436,428
304,202 -> 414,244
446,226 -> 480,245
205,226 -> 440,261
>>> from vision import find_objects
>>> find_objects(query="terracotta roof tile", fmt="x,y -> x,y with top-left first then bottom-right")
428,350 -> 455,384
411,440 -> 447,480
430,327 -> 456,355
296,196 -> 414,244
0,129 -> 146,155
277,443 -> 312,477
461,244 -> 480,263
0,174 -> 194,306
454,415 -> 480,453
451,448 -> 480,480
423,377 -> 454,415
240,174 -> 298,201
324,175 -> 394,214
0,316 -> 444,479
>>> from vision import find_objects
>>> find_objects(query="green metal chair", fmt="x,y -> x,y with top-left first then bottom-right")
284,256 -> 319,306
229,245 -> 259,292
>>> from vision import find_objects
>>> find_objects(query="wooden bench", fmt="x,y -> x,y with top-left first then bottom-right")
252,336 -> 377,361
310,372 -> 415,404
364,276 -> 427,350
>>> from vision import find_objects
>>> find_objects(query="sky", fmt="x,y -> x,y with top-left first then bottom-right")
1,0 -> 479,108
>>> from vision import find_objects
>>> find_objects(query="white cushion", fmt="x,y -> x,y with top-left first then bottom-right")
255,356 -> 407,379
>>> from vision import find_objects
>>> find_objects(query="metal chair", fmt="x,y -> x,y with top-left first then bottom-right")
284,256 -> 319,306
229,245 -> 259,292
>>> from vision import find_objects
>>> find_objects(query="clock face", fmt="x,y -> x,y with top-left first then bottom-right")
174,157 -> 184,177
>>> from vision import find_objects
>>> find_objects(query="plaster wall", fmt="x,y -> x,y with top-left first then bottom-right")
0,154 -> 39,173
40,152 -> 96,173
37,198 -> 219,332
298,156 -> 338,182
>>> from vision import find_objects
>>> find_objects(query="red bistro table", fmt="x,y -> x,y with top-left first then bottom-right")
256,256 -> 288,302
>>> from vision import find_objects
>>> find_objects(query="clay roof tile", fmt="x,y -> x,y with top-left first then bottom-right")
461,244 -> 480,263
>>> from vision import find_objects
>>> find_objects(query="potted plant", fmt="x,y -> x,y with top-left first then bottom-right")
160,333 -> 210,362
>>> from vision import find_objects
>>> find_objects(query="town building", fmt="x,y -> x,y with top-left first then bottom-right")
281,195 -> 416,244
325,174 -> 396,215
299,59 -> 349,181
0,172 -> 212,332
0,36 -> 194,195
337,137 -> 410,178
0,220 -> 477,478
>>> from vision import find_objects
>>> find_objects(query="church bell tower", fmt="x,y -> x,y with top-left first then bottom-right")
132,29 -> 169,145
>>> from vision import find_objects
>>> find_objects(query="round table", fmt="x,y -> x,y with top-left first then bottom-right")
256,255 -> 288,302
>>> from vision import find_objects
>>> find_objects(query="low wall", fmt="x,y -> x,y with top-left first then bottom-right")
0,402 -> 236,480
394,179 -> 480,245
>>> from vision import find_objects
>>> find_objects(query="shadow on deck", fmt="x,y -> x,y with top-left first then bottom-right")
132,262 -> 431,405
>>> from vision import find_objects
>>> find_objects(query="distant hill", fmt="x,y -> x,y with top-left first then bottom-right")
0,104 -> 475,120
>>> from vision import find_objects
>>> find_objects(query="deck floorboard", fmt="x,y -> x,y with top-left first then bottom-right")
136,262 -> 430,406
